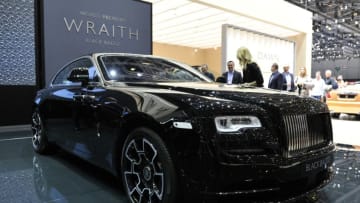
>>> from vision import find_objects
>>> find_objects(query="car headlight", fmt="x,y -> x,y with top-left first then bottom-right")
214,116 -> 262,132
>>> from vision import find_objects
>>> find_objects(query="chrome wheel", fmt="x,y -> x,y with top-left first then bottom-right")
31,109 -> 51,154
121,128 -> 177,203
123,138 -> 164,203
32,111 -> 42,150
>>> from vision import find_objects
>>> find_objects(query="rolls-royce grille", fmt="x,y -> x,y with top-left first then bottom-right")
283,114 -> 331,157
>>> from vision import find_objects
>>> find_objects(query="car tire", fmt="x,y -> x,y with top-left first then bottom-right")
121,127 -> 177,203
31,109 -> 51,154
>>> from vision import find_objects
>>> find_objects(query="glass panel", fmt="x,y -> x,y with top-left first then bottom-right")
52,58 -> 93,86
0,0 -> 35,85
99,55 -> 204,82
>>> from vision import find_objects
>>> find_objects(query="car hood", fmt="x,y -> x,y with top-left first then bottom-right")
336,84 -> 360,94
109,82 -> 329,116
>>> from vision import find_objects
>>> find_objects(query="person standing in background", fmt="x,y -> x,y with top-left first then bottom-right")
268,63 -> 283,90
200,64 -> 215,81
311,71 -> 326,101
237,47 -> 264,87
323,70 -> 338,102
221,61 -> 243,84
324,70 -> 338,90
295,67 -> 312,97
282,65 -> 296,92
336,75 -> 347,88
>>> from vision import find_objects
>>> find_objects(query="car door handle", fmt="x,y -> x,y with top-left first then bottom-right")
73,95 -> 96,102
83,95 -> 96,102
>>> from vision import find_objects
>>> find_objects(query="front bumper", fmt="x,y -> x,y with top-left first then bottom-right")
327,100 -> 360,115
198,149 -> 334,201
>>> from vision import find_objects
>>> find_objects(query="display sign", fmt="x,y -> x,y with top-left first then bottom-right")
39,0 -> 152,86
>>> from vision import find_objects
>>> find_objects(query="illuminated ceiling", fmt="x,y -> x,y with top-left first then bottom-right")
279,0 -> 360,60
143,0 -> 301,49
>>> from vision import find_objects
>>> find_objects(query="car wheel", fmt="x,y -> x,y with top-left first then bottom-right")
121,127 -> 176,203
31,109 -> 51,154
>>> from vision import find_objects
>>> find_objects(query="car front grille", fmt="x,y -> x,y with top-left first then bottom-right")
282,113 -> 332,158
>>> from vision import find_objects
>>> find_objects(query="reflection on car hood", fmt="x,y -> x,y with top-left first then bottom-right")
111,82 -> 329,115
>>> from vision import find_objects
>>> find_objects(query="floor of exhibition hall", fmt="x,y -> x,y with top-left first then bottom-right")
0,116 -> 359,203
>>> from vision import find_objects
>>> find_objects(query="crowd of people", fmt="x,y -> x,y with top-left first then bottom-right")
195,46 -> 344,102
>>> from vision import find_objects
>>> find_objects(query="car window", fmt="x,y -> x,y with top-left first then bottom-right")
52,58 -> 97,85
98,55 -> 205,82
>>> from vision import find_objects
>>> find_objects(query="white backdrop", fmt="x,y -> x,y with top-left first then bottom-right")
222,24 -> 295,87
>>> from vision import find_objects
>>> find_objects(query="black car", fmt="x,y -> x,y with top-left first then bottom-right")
32,53 -> 335,202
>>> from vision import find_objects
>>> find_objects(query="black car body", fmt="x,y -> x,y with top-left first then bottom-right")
32,53 -> 335,202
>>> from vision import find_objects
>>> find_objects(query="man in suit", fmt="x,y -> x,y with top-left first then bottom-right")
268,63 -> 283,90
282,65 -> 296,92
222,61 -> 242,84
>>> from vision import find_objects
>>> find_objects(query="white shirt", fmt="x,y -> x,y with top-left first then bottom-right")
311,78 -> 326,96
284,73 -> 291,91
227,71 -> 234,84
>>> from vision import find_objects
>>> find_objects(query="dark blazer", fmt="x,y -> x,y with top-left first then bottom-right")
268,71 -> 283,90
325,77 -> 338,90
242,62 -> 264,87
282,72 -> 296,91
203,72 -> 215,81
222,70 -> 243,84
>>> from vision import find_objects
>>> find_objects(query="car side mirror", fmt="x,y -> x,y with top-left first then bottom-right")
216,76 -> 226,83
67,67 -> 89,86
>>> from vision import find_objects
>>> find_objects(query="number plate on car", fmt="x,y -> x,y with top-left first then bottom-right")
305,156 -> 332,172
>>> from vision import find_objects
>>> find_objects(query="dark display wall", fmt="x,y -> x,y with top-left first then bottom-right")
312,58 -> 360,80
0,0 -> 35,85
0,0 -> 36,126
1,86 -> 37,126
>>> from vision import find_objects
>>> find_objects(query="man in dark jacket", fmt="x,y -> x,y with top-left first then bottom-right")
282,65 -> 296,92
324,70 -> 338,90
268,63 -> 283,90
222,61 -> 243,84
201,64 -> 215,81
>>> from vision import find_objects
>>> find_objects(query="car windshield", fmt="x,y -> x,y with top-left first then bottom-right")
98,55 -> 206,82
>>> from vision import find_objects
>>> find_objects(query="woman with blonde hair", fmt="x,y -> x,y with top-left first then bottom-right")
295,67 -> 313,96
237,47 -> 264,87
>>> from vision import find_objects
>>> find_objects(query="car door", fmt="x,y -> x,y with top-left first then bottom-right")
46,57 -> 98,160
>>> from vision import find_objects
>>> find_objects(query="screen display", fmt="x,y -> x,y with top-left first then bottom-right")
42,0 -> 152,86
